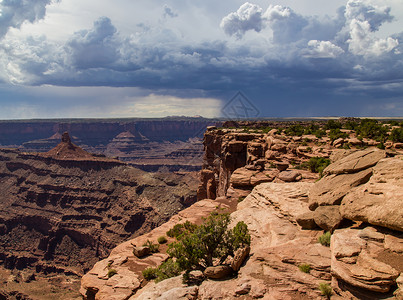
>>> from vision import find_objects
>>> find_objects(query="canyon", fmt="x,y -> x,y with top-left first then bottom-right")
0,132 -> 199,299
0,117 -> 217,171
1,118 -> 402,299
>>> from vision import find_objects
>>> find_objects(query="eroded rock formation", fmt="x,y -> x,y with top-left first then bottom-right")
79,127 -> 403,299
0,133 -> 198,298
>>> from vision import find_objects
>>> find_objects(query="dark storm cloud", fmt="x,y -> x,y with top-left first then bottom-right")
0,0 -> 54,38
1,0 -> 403,117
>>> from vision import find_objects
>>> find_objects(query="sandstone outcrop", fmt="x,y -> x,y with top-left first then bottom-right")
331,228 -> 400,293
340,156 -> 403,231
81,199 -> 230,299
324,148 -> 387,175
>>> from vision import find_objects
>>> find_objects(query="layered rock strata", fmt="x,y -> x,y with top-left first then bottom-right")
0,134 -> 198,280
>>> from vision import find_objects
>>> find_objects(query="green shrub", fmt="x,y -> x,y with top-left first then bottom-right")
166,221 -> 197,239
143,240 -> 160,253
304,123 -> 320,135
168,213 -> 251,272
324,120 -> 342,130
318,232 -> 331,247
319,282 -> 332,298
299,157 -> 330,177
390,127 -> 403,143
238,196 -> 245,203
107,269 -> 117,278
298,263 -> 311,273
285,124 -> 305,136
387,120 -> 399,126
155,258 -> 182,283
314,129 -> 326,138
142,267 -> 157,280
356,119 -> 388,142
157,236 -> 168,244
329,128 -> 348,142
343,120 -> 359,130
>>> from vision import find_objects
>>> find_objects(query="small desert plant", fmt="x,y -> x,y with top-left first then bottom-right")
107,268 -> 117,278
168,212 -> 251,271
298,263 -> 311,273
143,240 -> 160,253
319,282 -> 332,298
142,267 -> 157,280
157,236 -> 168,244
238,196 -> 246,203
154,258 -> 182,283
318,232 -> 331,247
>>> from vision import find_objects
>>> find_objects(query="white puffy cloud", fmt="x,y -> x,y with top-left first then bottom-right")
347,19 -> 398,55
344,0 -> 393,31
344,0 -> 399,56
0,0 -> 54,38
220,2 -> 265,38
305,40 -> 344,58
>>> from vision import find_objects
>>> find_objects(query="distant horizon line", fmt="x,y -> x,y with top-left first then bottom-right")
0,116 -> 403,122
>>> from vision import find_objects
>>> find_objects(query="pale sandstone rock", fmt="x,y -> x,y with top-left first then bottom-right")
296,211 -> 317,230
235,282 -> 251,295
275,161 -> 289,171
133,246 -> 150,258
340,157 -> 403,231
81,199 -> 223,300
313,205 -> 343,232
395,274 -> 403,300
384,234 -> 403,253
230,167 -> 257,187
265,150 -> 280,160
132,276 -> 198,300
331,228 -> 399,293
204,265 -> 233,279
348,137 -> 362,145
308,168 -> 373,210
324,148 -> 386,175
129,182 -> 326,300
278,170 -> 302,182
231,246 -> 250,272
329,149 -> 356,162
357,227 -> 385,242
332,138 -> 344,147
250,172 -> 273,186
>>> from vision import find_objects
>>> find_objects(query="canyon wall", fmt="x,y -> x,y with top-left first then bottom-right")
0,136 -> 199,298
0,118 -> 218,171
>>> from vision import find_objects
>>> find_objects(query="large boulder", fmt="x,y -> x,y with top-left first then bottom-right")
340,157 -> 403,232
204,265 -> 233,279
313,206 -> 343,232
278,170 -> 302,182
323,148 -> 386,175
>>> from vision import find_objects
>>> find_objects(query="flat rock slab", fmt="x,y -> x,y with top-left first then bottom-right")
324,148 -> 386,175
309,168 -> 373,210
340,157 -> 403,231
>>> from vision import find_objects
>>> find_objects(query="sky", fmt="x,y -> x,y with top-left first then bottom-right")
0,0 -> 402,119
